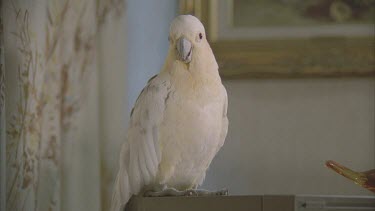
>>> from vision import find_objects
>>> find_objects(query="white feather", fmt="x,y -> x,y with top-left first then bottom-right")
111,75 -> 171,211
111,15 -> 228,211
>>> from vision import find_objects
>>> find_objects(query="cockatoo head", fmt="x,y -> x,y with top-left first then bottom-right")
169,15 -> 207,64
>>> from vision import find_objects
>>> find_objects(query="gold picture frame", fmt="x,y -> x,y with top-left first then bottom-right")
180,0 -> 375,79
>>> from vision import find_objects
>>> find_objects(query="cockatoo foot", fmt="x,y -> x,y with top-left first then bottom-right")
144,187 -> 186,197
144,188 -> 228,197
185,189 -> 228,196
215,189 -> 229,196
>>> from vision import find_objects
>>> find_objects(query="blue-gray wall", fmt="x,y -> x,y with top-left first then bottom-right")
126,0 -> 178,112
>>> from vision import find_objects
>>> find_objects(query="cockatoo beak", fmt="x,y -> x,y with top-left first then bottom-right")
176,37 -> 192,63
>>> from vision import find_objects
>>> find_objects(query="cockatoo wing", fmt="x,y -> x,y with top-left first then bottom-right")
111,74 -> 170,211
219,89 -> 228,151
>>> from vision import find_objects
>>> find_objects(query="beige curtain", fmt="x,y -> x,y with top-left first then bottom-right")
1,0 -> 6,210
3,0 -> 126,210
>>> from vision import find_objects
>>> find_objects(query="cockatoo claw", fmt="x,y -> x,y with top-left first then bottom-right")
143,188 -> 229,197
143,188 -> 183,197
184,189 -> 198,196
216,189 -> 228,196
184,189 -> 229,196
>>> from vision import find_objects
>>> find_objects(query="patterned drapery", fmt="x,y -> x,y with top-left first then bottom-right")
2,0 -> 126,210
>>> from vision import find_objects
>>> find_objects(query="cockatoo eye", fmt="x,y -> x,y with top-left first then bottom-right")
196,33 -> 203,42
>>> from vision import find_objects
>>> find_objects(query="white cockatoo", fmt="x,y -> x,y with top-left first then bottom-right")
111,15 -> 228,211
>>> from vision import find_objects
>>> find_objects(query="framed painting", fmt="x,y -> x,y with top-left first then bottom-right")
180,0 -> 375,79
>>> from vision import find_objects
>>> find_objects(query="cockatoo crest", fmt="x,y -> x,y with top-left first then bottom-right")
169,15 -> 205,45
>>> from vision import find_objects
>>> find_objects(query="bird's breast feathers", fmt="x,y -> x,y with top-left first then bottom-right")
155,76 -> 227,186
